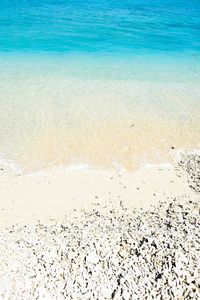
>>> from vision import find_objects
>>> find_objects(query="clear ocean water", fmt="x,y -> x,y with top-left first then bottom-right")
0,0 -> 200,171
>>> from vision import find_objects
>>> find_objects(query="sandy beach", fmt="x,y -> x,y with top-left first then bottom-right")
0,151 -> 199,299
0,150 -> 198,228
1,1 -> 200,298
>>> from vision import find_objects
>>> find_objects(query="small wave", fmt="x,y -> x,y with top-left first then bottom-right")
0,155 -> 22,174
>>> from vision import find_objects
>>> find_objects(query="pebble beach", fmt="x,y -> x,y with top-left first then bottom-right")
0,1 -> 200,298
0,153 -> 199,299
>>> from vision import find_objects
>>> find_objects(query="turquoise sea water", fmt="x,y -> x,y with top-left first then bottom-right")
0,0 -> 200,171
0,0 -> 200,54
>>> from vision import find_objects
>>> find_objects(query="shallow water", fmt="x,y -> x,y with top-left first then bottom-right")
0,1 -> 200,172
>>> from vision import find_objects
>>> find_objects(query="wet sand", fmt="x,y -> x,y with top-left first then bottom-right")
0,150 -> 199,228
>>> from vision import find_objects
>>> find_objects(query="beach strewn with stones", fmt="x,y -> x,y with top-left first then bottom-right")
178,152 -> 200,193
0,154 -> 199,300
1,0 -> 200,298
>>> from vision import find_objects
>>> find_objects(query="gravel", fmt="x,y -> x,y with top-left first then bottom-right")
178,152 -> 200,193
0,198 -> 199,300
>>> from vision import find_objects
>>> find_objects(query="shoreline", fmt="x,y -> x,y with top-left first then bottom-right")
0,150 -> 199,229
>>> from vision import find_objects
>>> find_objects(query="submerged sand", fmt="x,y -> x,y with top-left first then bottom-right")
1,77 -> 200,172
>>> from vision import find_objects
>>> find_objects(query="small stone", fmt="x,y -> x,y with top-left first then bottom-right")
86,252 -> 99,265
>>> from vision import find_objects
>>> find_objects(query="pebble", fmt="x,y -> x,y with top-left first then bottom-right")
0,198 -> 199,299
86,252 -> 99,265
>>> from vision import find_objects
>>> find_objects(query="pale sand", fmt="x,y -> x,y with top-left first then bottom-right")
0,151 -> 198,229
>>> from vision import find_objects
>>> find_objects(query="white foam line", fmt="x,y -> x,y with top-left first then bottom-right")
144,162 -> 172,169
0,156 -> 22,173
